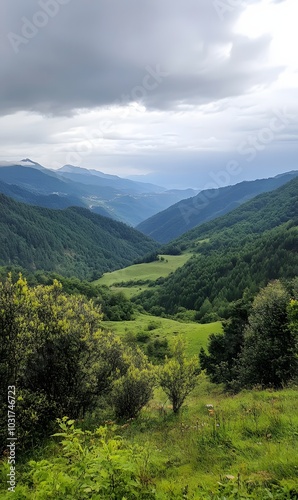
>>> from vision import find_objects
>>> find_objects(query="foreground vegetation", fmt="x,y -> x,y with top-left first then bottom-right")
1,381 -> 298,499
1,273 -> 298,498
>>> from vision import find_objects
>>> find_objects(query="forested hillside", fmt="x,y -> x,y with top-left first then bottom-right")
0,194 -> 158,279
0,179 -> 87,210
136,177 -> 298,319
137,171 -> 298,242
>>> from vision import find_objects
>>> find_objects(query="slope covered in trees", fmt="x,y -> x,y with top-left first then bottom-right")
135,177 -> 298,319
137,171 -> 298,242
0,179 -> 87,210
0,194 -> 158,279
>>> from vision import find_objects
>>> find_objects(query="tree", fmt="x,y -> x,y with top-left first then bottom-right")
0,275 -> 130,448
159,337 -> 200,413
199,298 -> 251,387
237,281 -> 298,388
111,349 -> 157,419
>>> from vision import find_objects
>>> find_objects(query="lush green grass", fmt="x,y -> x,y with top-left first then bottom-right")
120,379 -> 298,498
5,380 -> 297,499
95,254 -> 192,296
109,284 -> 152,299
104,313 -> 222,356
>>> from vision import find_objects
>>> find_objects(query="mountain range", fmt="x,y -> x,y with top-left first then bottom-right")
137,171 -> 298,243
0,160 -> 198,226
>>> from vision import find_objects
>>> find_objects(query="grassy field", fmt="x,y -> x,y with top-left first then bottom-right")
104,313 -> 222,356
5,380 -> 297,499
120,380 -> 298,498
95,254 -> 192,298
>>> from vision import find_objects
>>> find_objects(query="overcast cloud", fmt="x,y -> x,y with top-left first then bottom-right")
0,0 -> 297,188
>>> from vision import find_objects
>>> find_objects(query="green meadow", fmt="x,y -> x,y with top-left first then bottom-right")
95,254 -> 192,298
117,380 -> 298,498
104,313 -> 222,356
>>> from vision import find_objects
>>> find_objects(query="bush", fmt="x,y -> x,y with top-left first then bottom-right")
159,337 -> 200,413
111,348 -> 157,419
1,418 -> 158,499
0,275 -> 131,448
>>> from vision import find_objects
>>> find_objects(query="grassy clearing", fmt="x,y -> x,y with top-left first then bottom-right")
119,378 -> 298,498
95,254 -> 192,291
104,313 -> 222,356
109,284 -> 151,299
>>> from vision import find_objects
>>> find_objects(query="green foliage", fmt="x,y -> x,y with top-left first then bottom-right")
159,337 -> 200,413
0,194 -> 157,279
0,275 -> 151,448
134,250 -> 160,264
1,418 -> 158,499
238,281 -> 298,388
99,290 -> 134,321
288,298 -> 298,335
111,349 -> 157,419
199,298 -> 251,387
104,313 -> 222,358
96,253 -> 192,300
1,387 -> 298,499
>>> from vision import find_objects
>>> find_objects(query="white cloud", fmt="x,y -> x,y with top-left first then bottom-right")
0,0 -> 297,185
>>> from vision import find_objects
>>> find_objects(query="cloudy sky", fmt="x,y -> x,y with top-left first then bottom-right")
1,0 -> 297,188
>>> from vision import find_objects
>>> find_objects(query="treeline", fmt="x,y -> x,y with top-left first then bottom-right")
0,267 -> 134,321
200,279 -> 298,390
136,222 -> 298,320
0,194 -> 157,279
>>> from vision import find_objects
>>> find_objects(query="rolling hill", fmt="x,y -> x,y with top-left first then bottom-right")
0,194 -> 158,279
137,171 -> 298,242
134,177 -> 298,319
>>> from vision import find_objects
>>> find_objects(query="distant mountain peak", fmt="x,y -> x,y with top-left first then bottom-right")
21,158 -> 38,165
0,159 -> 45,169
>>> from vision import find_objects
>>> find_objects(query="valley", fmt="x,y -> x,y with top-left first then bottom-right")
0,163 -> 298,499
2,2 -> 298,496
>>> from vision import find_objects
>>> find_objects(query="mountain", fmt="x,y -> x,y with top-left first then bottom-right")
0,161 -> 198,226
0,165 -> 81,196
0,179 -> 87,210
0,194 -> 158,279
135,177 -> 298,319
137,171 -> 298,242
59,164 -> 165,194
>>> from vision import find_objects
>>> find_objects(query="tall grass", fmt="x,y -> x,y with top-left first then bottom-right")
119,377 -> 298,498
